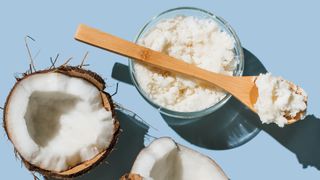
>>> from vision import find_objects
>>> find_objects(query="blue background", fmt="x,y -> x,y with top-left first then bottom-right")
0,0 -> 319,179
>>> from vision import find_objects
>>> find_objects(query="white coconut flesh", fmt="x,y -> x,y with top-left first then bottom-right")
5,72 -> 115,172
131,138 -> 228,180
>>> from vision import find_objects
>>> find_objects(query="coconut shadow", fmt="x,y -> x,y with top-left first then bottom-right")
46,109 -> 149,180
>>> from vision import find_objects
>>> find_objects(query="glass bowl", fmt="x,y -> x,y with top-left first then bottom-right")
129,7 -> 244,119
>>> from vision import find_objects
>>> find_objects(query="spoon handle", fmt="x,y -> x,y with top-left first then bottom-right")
74,24 -> 231,85
74,24 -> 257,111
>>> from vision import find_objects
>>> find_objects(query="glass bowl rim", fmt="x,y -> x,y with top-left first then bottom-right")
128,6 -> 244,119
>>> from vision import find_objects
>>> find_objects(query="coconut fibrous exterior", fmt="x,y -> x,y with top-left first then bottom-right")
3,65 -> 120,179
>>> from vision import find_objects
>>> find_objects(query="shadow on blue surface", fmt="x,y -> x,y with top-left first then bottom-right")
111,49 -> 320,170
47,109 -> 148,180
260,114 -> 320,170
160,48 -> 264,150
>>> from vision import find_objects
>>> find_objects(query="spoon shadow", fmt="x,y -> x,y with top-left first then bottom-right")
47,109 -> 149,180
260,115 -> 320,170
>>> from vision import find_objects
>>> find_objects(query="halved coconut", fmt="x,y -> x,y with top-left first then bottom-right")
3,66 -> 120,179
122,137 -> 228,180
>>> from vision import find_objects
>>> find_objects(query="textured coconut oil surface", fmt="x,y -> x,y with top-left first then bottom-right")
254,73 -> 307,127
134,15 -> 237,112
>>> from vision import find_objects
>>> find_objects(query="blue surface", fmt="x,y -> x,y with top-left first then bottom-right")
0,0 -> 319,179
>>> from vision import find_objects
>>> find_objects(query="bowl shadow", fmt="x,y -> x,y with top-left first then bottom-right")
111,48 -> 266,150
160,48 -> 266,150
47,109 -> 149,180
111,49 -> 320,169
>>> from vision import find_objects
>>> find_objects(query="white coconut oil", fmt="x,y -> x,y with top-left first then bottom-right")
134,16 -> 237,112
254,73 -> 307,127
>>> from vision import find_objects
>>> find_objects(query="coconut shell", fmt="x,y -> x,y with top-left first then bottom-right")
3,66 -> 120,179
120,173 -> 143,180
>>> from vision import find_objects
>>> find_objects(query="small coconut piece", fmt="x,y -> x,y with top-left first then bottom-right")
3,66 -> 120,179
126,137 -> 228,180
120,173 -> 143,180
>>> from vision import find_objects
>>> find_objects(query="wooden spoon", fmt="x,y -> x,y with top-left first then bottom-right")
74,24 -> 304,124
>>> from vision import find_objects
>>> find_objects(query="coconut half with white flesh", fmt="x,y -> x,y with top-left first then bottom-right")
3,66 -> 120,179
122,137 -> 228,180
